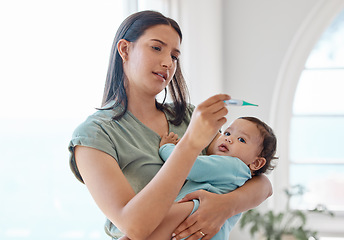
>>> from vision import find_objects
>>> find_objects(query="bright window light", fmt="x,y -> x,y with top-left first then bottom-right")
0,1 -> 124,239
289,9 -> 344,212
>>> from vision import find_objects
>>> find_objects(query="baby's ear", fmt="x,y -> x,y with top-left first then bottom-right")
249,157 -> 266,171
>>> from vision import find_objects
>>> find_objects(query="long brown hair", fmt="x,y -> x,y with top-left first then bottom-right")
101,10 -> 189,125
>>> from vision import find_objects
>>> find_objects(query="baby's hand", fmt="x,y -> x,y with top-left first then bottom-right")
160,132 -> 179,147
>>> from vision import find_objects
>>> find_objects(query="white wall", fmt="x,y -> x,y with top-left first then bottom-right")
222,0 -> 321,122
178,0 -> 324,122
178,0 -> 225,105
176,0 -> 343,239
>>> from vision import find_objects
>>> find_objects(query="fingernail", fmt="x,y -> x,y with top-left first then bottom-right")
172,238 -> 176,240
172,233 -> 176,237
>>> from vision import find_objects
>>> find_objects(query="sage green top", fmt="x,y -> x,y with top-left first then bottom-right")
68,102 -> 195,238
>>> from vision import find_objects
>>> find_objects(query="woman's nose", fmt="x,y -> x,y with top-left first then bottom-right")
162,55 -> 173,69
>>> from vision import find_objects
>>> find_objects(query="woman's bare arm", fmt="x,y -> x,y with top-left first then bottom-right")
75,143 -> 198,240
145,201 -> 194,240
75,94 -> 230,240
114,201 -> 194,240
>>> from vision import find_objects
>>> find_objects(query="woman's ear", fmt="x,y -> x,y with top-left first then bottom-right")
249,157 -> 266,172
117,39 -> 130,63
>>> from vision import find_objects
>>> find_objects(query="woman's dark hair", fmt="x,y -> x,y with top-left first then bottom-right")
239,117 -> 278,175
101,10 -> 189,125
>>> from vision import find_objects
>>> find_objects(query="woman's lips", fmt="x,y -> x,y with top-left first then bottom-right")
153,72 -> 167,81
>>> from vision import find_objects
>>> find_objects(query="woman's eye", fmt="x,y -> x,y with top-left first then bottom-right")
238,137 -> 246,143
152,46 -> 161,51
171,55 -> 179,61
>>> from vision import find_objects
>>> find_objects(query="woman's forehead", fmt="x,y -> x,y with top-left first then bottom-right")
139,24 -> 181,48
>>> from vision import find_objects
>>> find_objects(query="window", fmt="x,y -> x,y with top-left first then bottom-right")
138,0 -> 170,15
0,1 -> 124,239
289,8 -> 344,212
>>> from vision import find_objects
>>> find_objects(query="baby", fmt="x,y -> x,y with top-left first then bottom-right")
159,116 -> 278,240
118,117 -> 277,240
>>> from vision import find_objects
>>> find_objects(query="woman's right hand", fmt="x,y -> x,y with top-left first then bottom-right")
181,94 -> 230,152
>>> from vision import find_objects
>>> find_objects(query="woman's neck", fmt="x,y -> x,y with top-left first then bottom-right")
127,91 -> 161,119
128,95 -> 169,137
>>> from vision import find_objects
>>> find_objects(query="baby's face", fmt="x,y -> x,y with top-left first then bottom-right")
207,119 -> 263,165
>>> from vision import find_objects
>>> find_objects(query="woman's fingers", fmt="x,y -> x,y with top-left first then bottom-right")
196,94 -> 230,123
172,213 -> 217,240
201,94 -> 231,108
173,190 -> 227,240
182,94 -> 230,151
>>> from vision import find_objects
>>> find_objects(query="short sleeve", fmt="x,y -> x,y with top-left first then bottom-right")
68,117 -> 118,183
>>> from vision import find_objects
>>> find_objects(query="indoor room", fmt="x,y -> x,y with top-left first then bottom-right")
0,0 -> 343,239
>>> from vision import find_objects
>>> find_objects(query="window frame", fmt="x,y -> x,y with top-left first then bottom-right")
271,0 -> 344,237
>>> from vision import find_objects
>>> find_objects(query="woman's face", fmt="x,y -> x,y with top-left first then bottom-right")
122,24 -> 181,98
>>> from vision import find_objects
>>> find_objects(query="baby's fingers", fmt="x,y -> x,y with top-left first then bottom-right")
160,132 -> 179,146
168,132 -> 179,140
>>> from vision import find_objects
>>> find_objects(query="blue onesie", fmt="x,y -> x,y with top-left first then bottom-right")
159,143 -> 252,240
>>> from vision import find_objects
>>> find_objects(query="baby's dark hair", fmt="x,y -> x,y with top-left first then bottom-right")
239,117 -> 278,175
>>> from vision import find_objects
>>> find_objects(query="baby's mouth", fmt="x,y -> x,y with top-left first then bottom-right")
218,143 -> 229,152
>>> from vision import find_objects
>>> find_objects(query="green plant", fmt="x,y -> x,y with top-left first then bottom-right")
239,185 -> 334,240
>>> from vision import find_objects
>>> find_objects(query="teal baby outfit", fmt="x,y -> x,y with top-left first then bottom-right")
159,143 -> 252,240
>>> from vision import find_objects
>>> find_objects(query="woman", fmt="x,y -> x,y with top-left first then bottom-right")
69,10 -> 272,240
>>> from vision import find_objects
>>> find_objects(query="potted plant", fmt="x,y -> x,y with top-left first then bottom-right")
239,185 -> 334,240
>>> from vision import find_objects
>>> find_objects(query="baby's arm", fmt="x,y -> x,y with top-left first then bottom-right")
160,132 -> 179,147
187,155 -> 251,185
160,142 -> 250,186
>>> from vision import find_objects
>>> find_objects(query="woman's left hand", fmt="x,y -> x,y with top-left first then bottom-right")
171,190 -> 231,240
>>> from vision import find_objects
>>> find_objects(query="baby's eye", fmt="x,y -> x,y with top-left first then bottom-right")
224,132 -> 230,136
238,137 -> 246,143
